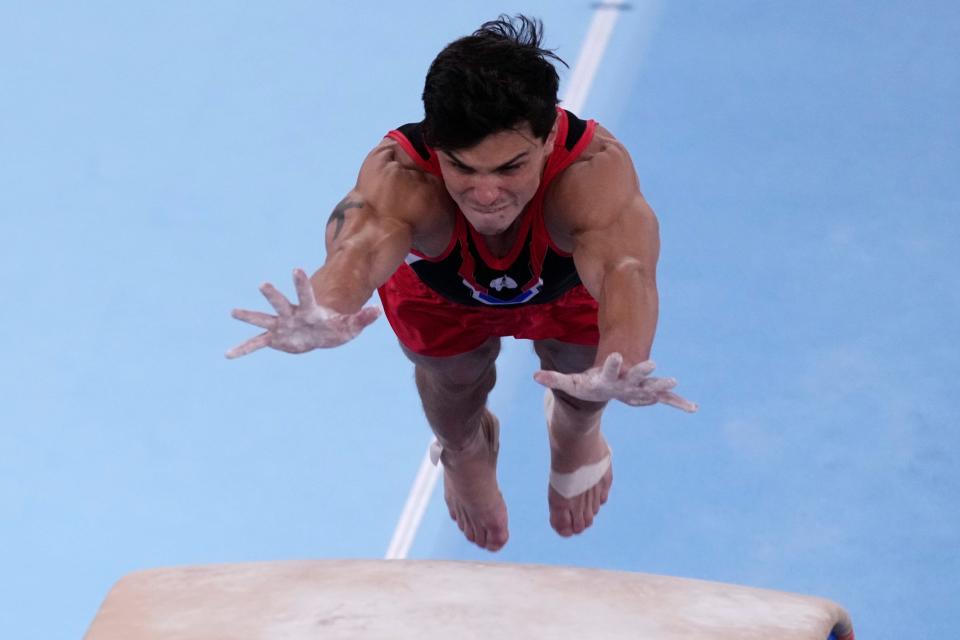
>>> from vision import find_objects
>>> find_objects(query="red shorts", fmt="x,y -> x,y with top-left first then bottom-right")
378,264 -> 600,357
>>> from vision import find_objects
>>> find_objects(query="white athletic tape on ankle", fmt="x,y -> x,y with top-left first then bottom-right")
549,452 -> 612,499
429,440 -> 443,466
544,389 -> 610,498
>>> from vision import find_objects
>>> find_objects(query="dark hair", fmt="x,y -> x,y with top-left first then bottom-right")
422,15 -> 567,151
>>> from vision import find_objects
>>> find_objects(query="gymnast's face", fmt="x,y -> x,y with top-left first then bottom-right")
437,121 -> 557,236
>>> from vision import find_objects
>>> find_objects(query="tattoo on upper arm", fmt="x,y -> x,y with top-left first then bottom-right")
327,198 -> 364,240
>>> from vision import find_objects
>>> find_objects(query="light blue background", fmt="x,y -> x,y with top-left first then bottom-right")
1,2 -> 957,638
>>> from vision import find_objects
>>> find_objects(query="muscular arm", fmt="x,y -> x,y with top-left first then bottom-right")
227,141 -> 437,359
575,195 -> 660,368
555,134 -> 661,368
310,149 -> 419,313
536,130 -> 695,410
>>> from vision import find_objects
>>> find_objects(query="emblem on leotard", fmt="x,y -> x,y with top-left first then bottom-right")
490,276 -> 518,291
462,278 -> 543,305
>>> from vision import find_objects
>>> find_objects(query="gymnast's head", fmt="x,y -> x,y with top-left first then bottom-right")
422,16 -> 569,234
422,14 -> 567,152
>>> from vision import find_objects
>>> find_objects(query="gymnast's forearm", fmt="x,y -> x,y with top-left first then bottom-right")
313,198 -> 412,313
595,263 -> 659,368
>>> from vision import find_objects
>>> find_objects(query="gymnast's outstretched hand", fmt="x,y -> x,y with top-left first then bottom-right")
226,268 -> 380,359
533,352 -> 698,413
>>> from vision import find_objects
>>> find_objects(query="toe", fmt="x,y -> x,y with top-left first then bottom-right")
474,525 -> 488,550
599,477 -> 612,505
583,493 -> 596,528
552,507 -> 574,537
571,505 -> 586,534
487,528 -> 508,551
462,516 -> 477,543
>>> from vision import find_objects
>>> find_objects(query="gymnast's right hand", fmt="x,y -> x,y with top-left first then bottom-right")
226,268 -> 381,359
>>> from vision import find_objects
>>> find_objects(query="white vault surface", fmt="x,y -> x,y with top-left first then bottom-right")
85,560 -> 854,640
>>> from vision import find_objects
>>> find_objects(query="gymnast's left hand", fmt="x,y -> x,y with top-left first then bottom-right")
533,352 -> 698,413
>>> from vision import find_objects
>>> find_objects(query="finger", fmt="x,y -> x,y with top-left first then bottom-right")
231,308 -> 277,330
647,376 -> 678,393
225,332 -> 271,359
625,359 -> 657,384
533,369 -> 575,394
322,306 -> 380,345
293,268 -> 318,308
657,391 -> 699,413
623,394 -> 656,407
600,352 -> 623,382
260,283 -> 294,315
347,306 -> 381,333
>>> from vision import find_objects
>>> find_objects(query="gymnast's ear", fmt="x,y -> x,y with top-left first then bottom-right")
543,115 -> 560,153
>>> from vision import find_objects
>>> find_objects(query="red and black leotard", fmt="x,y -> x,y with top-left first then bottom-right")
377,108 -> 601,357
386,108 -> 597,307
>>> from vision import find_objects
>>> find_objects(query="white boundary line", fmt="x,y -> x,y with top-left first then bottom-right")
385,438 -> 442,559
385,4 -> 627,561
562,3 -> 625,113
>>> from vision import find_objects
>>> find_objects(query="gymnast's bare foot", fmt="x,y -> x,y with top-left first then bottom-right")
439,410 -> 509,551
545,391 -> 613,537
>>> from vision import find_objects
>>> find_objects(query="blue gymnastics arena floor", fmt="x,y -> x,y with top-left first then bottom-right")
1,2 -> 957,638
